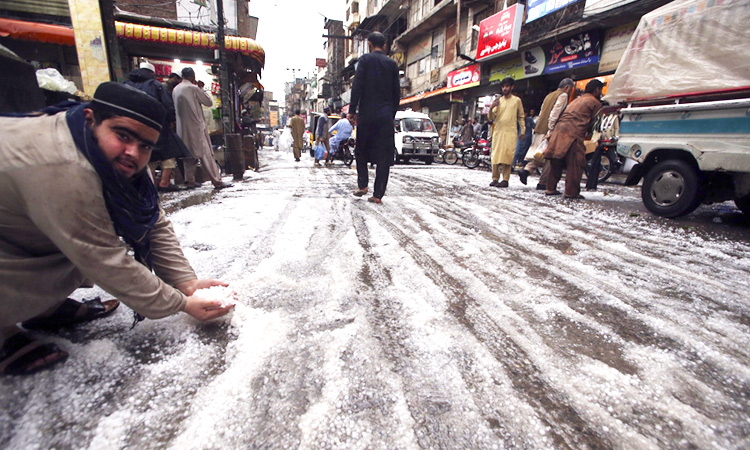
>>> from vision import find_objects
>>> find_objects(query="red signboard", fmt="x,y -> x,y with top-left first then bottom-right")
475,4 -> 525,62
315,58 -> 327,68
446,64 -> 481,92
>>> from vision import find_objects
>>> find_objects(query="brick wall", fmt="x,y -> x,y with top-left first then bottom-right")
115,0 -> 177,20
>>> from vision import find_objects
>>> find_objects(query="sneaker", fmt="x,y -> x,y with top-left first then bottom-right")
525,51 -> 537,64
498,180 -> 509,188
489,180 -> 501,187
518,169 -> 529,185
367,196 -> 382,204
524,65 -> 539,74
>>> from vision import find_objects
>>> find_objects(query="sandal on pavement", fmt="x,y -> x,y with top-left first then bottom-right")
545,190 -> 562,196
22,297 -> 119,331
367,196 -> 383,204
0,331 -> 68,375
564,194 -> 586,200
213,182 -> 233,190
353,188 -> 368,197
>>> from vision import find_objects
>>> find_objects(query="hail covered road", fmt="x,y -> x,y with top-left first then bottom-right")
2,148 -> 750,449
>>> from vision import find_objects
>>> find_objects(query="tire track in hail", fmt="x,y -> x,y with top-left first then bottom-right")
356,203 -> 610,450
383,174 -> 750,429
350,206 -> 503,449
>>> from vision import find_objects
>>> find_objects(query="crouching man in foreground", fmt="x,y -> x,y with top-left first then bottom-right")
0,82 -> 234,376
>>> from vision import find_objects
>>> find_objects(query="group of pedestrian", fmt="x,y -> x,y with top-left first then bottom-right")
124,62 -> 230,191
487,76 -> 605,199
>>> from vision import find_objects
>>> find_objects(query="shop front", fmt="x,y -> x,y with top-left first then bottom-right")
115,21 -> 265,135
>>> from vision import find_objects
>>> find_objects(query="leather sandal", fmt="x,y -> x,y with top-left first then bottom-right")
0,331 -> 68,375
22,297 -> 120,331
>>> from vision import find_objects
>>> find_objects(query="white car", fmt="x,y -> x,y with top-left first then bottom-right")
394,110 -> 440,165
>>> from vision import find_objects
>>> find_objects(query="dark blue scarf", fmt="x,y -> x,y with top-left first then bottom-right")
64,104 -> 160,269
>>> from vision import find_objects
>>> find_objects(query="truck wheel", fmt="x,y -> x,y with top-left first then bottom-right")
735,195 -> 750,217
393,148 -> 400,164
642,159 -> 704,218
425,156 -> 433,165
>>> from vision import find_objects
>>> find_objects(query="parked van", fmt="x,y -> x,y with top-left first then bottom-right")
394,110 -> 440,165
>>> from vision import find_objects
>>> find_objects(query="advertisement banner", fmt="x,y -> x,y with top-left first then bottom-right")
315,58 -> 327,68
527,0 -> 580,23
475,4 -> 524,62
447,64 -> 481,92
543,30 -> 601,74
489,46 -> 545,82
598,21 -> 637,73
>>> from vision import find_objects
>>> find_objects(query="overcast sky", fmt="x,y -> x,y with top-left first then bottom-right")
251,0 -> 345,105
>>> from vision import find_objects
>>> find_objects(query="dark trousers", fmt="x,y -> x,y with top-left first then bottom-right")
356,150 -> 391,198
546,147 -> 585,197
585,146 -> 618,190
355,116 -> 395,199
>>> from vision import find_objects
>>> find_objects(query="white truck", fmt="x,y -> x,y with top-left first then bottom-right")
604,0 -> 750,218
394,110 -> 440,165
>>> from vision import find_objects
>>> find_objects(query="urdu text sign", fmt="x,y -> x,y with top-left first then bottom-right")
475,4 -> 524,63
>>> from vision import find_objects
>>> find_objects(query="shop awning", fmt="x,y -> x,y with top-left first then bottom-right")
400,86 -> 448,106
115,21 -> 265,68
0,18 -> 75,46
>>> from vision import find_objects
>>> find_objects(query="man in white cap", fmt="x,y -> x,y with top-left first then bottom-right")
0,82 -> 234,376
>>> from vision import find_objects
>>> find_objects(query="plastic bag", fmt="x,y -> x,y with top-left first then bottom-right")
36,68 -> 78,95
314,142 -> 326,160
279,128 -> 293,153
532,138 -> 548,163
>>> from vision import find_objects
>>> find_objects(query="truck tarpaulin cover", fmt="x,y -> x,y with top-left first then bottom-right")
604,0 -> 750,104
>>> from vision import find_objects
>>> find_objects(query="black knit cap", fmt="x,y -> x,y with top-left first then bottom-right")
91,82 -> 166,132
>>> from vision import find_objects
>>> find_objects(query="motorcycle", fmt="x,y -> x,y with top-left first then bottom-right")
437,147 -> 459,165
460,137 -> 491,169
325,138 -> 355,168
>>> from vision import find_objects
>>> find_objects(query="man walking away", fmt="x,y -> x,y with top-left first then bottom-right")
350,32 -> 400,204
0,82 -> 234,375
173,67 -> 231,190
315,107 -> 331,166
488,77 -> 525,188
289,110 -> 305,162
543,79 -> 604,199
518,78 -> 574,189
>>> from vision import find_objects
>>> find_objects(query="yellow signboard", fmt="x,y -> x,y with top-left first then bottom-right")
68,0 -> 111,94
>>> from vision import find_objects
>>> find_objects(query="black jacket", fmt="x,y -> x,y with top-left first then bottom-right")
349,50 -> 400,122
123,68 -> 175,123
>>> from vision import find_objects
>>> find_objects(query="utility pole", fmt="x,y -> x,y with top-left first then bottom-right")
215,0 -> 232,133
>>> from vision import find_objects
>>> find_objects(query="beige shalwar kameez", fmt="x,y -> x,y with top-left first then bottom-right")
488,95 -> 525,181
173,80 -> 221,184
0,113 -> 196,331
